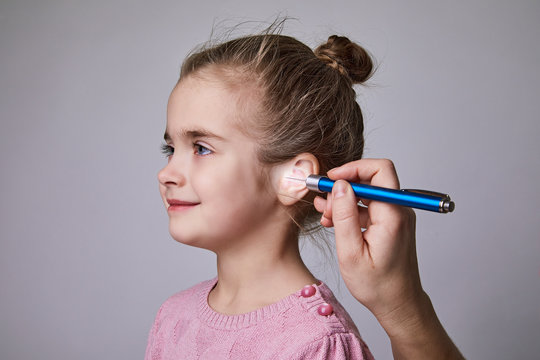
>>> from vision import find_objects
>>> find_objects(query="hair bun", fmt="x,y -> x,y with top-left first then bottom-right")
314,35 -> 374,84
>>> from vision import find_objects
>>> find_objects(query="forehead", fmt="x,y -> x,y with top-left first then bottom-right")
166,71 -> 260,140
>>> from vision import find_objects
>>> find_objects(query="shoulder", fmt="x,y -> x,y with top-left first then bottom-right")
146,279 -> 216,359
273,282 -> 373,359
145,278 -> 216,359
287,332 -> 374,360
288,282 -> 359,339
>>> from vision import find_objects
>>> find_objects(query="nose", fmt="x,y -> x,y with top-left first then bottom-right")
158,158 -> 186,187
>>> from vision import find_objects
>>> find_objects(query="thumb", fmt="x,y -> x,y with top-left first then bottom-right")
332,180 -> 364,257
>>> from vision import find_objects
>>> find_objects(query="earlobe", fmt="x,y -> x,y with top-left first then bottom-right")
275,153 -> 319,206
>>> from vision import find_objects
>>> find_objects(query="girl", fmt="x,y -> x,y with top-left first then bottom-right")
146,29 -> 463,359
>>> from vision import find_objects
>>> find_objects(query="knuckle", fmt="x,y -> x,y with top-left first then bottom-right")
394,208 -> 416,229
379,158 -> 400,188
407,209 -> 417,229
381,158 -> 396,172
407,208 -> 416,222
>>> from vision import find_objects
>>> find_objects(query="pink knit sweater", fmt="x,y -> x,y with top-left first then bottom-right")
145,278 -> 374,359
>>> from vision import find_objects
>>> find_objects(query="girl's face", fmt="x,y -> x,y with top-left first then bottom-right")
158,72 -> 280,251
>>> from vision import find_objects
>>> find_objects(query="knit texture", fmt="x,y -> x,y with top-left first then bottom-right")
145,278 -> 374,359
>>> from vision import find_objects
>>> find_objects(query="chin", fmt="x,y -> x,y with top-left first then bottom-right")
168,224 -> 214,251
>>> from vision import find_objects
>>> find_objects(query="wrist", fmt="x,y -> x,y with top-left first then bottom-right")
375,291 -> 463,359
375,290 -> 434,340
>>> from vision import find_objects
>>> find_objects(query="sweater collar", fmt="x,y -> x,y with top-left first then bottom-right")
197,277 -> 327,330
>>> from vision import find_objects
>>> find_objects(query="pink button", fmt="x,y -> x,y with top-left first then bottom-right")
301,285 -> 316,298
317,303 -> 333,316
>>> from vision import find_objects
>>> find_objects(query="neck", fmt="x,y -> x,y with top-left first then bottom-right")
208,218 -> 317,315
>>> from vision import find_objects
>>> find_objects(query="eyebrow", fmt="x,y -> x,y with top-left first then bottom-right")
163,128 -> 226,142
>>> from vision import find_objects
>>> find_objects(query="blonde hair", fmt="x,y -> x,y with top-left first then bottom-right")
178,29 -> 374,232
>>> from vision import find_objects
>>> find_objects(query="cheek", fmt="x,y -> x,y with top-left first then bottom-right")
201,192 -> 269,239
190,163 -> 218,199
192,156 -> 264,198
194,158 -> 272,219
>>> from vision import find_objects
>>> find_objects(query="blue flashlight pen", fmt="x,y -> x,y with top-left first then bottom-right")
293,175 -> 455,213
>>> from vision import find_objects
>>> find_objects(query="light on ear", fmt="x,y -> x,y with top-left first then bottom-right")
276,153 -> 319,206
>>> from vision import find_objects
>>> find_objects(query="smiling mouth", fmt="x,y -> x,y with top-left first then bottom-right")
166,199 -> 200,212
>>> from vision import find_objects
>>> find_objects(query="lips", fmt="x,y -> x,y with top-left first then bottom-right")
166,199 -> 200,212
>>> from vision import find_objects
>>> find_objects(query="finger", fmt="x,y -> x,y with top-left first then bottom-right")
358,197 -> 372,207
321,203 -> 371,229
320,215 -> 333,228
331,180 -> 364,257
324,192 -> 333,218
316,195 -> 371,228
329,196 -> 371,229
314,196 -> 334,227
328,158 -> 400,189
321,193 -> 334,227
313,196 -> 326,213
329,159 -> 404,223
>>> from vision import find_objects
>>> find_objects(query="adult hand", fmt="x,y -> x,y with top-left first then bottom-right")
314,158 -> 419,317
313,159 -> 464,360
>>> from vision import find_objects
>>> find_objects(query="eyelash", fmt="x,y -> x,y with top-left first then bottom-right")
160,143 -> 174,157
160,142 -> 213,157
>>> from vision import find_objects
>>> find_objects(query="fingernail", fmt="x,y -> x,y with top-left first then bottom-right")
333,181 -> 347,198
328,167 -> 339,175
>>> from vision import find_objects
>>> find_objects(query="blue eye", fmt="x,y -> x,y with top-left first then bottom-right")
194,143 -> 212,156
160,143 -> 174,157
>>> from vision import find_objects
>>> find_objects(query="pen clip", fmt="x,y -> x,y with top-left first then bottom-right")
402,189 -> 451,200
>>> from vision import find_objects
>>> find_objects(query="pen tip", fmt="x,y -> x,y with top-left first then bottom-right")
285,176 -> 306,182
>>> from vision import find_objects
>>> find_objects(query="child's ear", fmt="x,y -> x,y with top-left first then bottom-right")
272,153 -> 320,206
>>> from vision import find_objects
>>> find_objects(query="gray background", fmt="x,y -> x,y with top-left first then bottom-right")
1,0 -> 539,359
